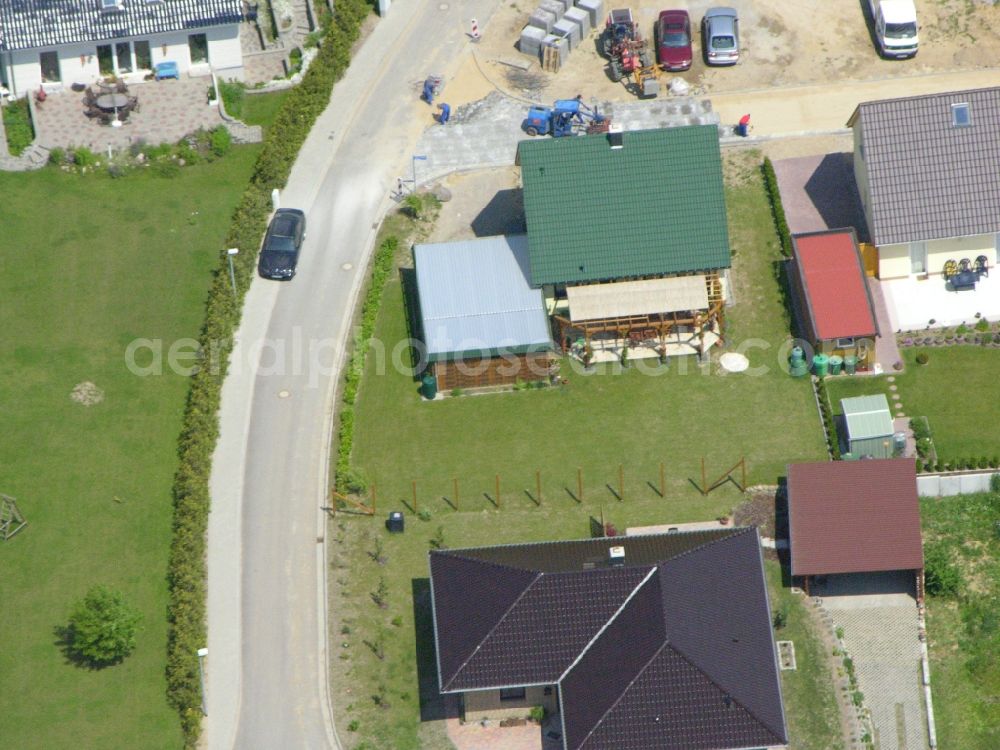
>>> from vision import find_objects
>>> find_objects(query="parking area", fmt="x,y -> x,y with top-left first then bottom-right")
472,0 -> 1000,102
772,151 -> 868,238
814,572 -> 929,750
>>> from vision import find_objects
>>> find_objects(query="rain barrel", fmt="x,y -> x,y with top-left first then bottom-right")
421,373 -> 438,399
812,353 -> 829,377
789,346 -> 808,377
844,355 -> 858,375
829,355 -> 843,375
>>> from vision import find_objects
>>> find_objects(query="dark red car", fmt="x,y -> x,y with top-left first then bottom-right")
657,10 -> 693,71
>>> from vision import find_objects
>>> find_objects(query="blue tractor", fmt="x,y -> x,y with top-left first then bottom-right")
521,97 -> 610,137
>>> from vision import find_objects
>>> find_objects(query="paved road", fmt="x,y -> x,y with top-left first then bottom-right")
205,0 -> 499,747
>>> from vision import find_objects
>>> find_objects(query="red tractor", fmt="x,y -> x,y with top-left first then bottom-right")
601,8 -> 653,82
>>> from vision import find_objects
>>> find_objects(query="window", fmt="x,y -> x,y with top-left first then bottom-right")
188,33 -> 209,64
499,688 -> 526,702
99,0 -> 121,10
952,103 -> 971,128
909,241 -> 927,275
115,41 -> 132,73
96,44 -> 114,75
134,40 -> 151,70
39,51 -> 61,82
834,337 -> 855,349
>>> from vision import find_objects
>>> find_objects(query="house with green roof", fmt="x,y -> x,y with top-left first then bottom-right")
517,125 -> 732,362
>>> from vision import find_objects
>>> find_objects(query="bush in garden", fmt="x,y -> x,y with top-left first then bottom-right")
66,585 -> 142,666
924,543 -> 961,597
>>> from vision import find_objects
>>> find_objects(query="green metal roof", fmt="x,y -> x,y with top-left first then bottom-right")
841,394 -> 894,440
518,126 -> 731,286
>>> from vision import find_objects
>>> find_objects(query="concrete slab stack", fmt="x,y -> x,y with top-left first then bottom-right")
575,0 -> 604,29
552,17 -> 580,49
564,6 -> 591,37
528,8 -> 556,33
539,0 -> 566,21
519,24 -> 548,56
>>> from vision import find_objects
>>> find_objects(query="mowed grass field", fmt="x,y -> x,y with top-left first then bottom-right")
0,148 -> 258,749
334,153 -> 832,748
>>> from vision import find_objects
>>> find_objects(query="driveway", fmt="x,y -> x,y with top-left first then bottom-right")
772,152 -> 867,238
814,572 -> 929,750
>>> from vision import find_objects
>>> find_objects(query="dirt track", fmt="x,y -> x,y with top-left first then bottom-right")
463,0 -> 1000,104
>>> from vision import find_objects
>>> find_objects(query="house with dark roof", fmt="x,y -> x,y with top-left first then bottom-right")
428,528 -> 789,750
788,228 -> 879,369
847,87 -> 1000,284
787,458 -> 924,598
412,235 -> 555,391
0,0 -> 244,97
517,126 -> 731,363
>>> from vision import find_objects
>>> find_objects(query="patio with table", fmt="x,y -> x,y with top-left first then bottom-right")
881,255 -> 999,330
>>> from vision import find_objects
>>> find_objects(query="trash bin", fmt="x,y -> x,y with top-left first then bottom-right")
789,346 -> 808,377
829,355 -> 843,375
844,355 -> 857,375
812,353 -> 829,377
420,373 -> 438,399
736,122 -> 748,137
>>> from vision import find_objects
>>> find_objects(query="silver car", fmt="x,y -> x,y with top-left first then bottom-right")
702,7 -> 739,65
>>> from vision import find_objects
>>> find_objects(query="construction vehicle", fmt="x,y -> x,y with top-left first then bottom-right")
600,8 -> 658,97
521,97 -> 610,137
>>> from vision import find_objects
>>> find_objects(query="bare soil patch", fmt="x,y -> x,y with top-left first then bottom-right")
70,381 -> 104,406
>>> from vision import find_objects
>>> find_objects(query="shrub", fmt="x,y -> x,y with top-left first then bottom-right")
992,473 -> 1000,492
66,585 -> 142,666
956,323 -> 969,335
975,318 -> 990,332
924,543 -> 961,597
2,97 -> 34,155
151,159 -> 181,178
417,508 -> 432,522
529,706 -> 546,722
209,126 -> 232,157
48,146 -> 65,166
73,146 -> 97,167
915,352 -> 929,365
761,158 -> 792,256
450,387 -> 463,397
772,603 -> 788,630
219,80 -> 245,118
348,720 -> 360,732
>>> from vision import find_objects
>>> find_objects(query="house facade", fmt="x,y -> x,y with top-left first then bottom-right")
517,125 -> 732,362
0,0 -> 244,97
848,87 -> 1000,281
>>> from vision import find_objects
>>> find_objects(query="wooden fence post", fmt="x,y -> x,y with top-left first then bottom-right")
453,477 -> 459,510
495,474 -> 501,508
659,462 -> 665,497
618,464 -> 624,502
412,480 -> 417,513
372,483 -> 377,515
701,456 -> 708,496
536,470 -> 542,505
741,456 -> 747,490
577,467 -> 583,502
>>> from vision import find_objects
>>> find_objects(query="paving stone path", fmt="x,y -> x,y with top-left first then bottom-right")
416,90 -> 725,185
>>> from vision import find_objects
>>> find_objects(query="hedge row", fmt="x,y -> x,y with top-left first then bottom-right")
919,456 -> 1000,474
813,377 -> 841,460
335,235 -> 399,494
165,1 -> 374,745
761,157 -> 792,257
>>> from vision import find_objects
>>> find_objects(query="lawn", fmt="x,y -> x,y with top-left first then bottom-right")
333,153 -> 831,748
920,492 -> 1000,750
825,346 -> 1000,461
0,147 -> 259,748
219,83 -> 291,130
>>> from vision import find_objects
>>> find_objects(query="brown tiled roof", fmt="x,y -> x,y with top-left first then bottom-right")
847,87 -> 1000,246
787,458 -> 924,577
429,529 -> 788,750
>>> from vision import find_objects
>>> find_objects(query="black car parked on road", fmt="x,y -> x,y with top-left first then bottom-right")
258,208 -> 306,280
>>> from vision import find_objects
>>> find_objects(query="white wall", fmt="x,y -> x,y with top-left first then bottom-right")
879,234 -> 997,280
5,24 -> 242,97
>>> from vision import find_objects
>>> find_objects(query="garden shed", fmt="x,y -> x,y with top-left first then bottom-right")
841,394 -> 895,458
413,235 -> 555,391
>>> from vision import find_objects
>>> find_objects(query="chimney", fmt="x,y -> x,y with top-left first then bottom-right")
609,545 -> 625,566
608,124 -> 623,150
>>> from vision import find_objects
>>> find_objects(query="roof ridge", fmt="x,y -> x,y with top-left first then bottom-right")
569,640 -> 671,750
654,526 -> 749,565
659,640 -> 788,745
441,566 -> 542,691
859,85 -> 1000,112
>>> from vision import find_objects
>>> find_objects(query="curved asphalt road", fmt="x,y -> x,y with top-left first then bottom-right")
206,0 -> 499,747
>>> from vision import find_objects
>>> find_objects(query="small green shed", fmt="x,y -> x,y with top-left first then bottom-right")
841,394 -> 895,458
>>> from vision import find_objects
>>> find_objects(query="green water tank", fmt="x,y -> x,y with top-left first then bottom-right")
829,355 -> 843,375
789,346 -> 808,377
812,353 -> 829,377
421,373 -> 438,400
844,355 -> 857,375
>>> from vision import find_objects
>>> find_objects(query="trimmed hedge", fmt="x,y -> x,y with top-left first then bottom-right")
813,377 -> 841,460
761,157 -> 792,257
335,235 -> 398,495
165,1 -> 374,745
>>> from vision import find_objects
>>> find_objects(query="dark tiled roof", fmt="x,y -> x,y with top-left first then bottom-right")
518,126 -> 731,285
429,528 -> 788,750
788,458 -> 924,577
0,0 -> 243,52
848,87 -> 1000,246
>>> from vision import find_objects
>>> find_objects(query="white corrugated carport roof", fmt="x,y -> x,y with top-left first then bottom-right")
414,235 -> 552,360
567,276 -> 709,322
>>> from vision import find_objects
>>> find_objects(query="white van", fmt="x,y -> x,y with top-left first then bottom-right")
869,0 -> 918,58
